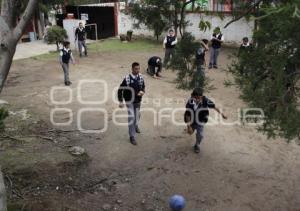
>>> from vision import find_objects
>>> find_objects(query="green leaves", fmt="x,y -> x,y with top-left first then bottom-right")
168,33 -> 211,90
228,1 -> 300,140
198,18 -> 211,32
47,26 -> 68,44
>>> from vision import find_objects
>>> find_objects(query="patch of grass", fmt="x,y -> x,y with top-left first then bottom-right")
27,38 -> 161,61
88,38 -> 161,52
31,51 -> 58,61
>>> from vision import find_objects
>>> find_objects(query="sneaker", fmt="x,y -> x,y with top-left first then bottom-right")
156,73 -> 162,77
208,65 -> 213,69
130,136 -> 137,145
65,81 -> 72,86
136,126 -> 141,134
213,65 -> 218,69
194,144 -> 200,153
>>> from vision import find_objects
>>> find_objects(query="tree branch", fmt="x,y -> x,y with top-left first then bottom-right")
179,0 -> 195,37
13,0 -> 38,40
224,0 -> 263,29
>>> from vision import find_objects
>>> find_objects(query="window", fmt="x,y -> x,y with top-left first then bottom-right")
212,0 -> 233,12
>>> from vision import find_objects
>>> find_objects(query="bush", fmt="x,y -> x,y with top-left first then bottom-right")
47,26 -> 68,51
169,33 -> 211,90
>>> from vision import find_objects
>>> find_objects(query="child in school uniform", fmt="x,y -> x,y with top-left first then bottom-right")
59,41 -> 75,86
147,56 -> 162,79
238,37 -> 253,57
184,88 -> 227,153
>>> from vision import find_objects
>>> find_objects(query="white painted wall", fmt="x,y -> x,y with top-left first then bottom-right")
186,13 -> 254,45
118,11 -> 255,45
63,19 -> 86,49
118,12 -> 153,37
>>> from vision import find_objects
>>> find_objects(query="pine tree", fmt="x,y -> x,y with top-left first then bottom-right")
228,1 -> 300,140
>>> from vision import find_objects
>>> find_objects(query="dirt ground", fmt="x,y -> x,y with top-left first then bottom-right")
0,40 -> 300,211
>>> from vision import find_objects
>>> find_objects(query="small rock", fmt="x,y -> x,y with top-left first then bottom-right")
102,204 -> 112,210
68,146 -> 85,156
56,186 -> 59,190
116,200 -> 122,204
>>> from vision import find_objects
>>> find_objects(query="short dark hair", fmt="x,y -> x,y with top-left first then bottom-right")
132,62 -> 140,69
202,39 -> 209,44
191,87 -> 203,97
169,29 -> 174,33
243,37 -> 249,42
63,41 -> 70,47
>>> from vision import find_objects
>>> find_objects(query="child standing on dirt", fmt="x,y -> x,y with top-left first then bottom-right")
75,22 -> 88,57
163,29 -> 178,67
195,39 -> 208,75
118,62 -> 146,146
209,27 -> 224,69
184,88 -> 227,153
59,41 -> 75,86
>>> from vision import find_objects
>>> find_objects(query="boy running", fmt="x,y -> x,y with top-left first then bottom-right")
59,41 -> 75,86
118,62 -> 146,145
184,88 -> 227,153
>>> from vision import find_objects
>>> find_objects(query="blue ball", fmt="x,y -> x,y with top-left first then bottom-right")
169,195 -> 186,211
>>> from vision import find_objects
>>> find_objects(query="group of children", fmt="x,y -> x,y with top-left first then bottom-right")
117,61 -> 227,153
57,26 -> 257,154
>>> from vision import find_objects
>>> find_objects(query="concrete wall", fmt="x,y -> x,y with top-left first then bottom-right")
118,12 -> 153,37
0,170 -> 6,211
118,11 -> 254,45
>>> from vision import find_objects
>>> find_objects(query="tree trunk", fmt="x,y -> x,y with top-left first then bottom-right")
0,170 -> 6,211
56,41 -> 60,51
37,10 -> 45,40
0,39 -> 17,93
0,0 -> 38,94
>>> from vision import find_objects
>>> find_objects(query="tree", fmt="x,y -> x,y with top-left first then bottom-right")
130,2 -> 169,41
168,32 -> 211,90
0,0 -> 38,94
47,25 -> 68,51
228,1 -> 300,140
129,0 -> 195,38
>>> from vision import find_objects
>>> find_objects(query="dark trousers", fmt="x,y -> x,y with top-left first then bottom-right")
191,124 -> 204,145
61,63 -> 70,83
147,65 -> 161,76
164,48 -> 174,66
78,40 -> 87,56
209,47 -> 220,67
127,103 -> 141,138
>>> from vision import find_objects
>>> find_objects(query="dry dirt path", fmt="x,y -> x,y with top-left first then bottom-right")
1,45 -> 300,211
